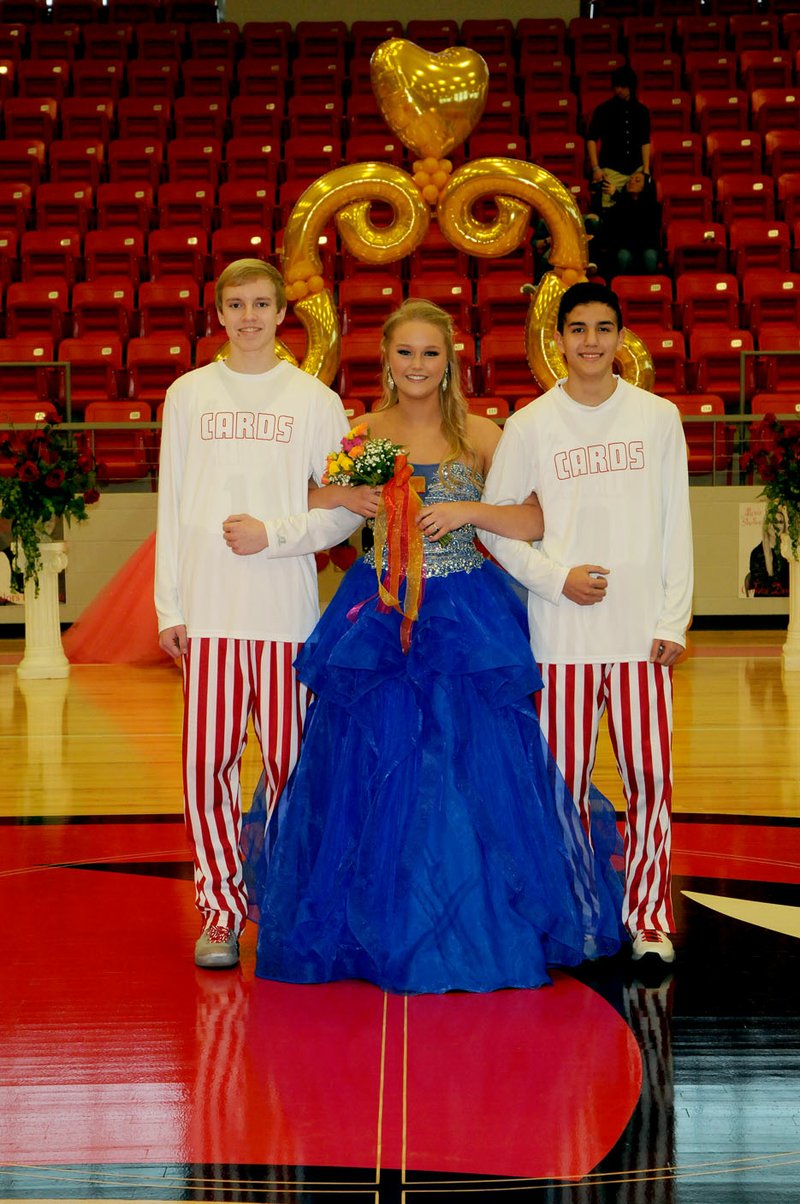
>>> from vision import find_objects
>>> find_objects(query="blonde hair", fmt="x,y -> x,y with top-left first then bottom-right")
215,258 -> 286,312
376,299 -> 476,475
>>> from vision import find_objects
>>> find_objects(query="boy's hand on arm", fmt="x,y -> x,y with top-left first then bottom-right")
222,514 -> 268,555
159,624 -> 187,657
562,565 -> 610,605
309,483 -> 380,518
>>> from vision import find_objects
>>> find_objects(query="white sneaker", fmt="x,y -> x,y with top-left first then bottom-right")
631,929 -> 675,964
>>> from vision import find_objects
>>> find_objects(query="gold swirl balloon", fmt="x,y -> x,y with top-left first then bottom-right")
370,39 -> 488,159
282,163 -> 430,282
524,275 -> 656,392
438,158 -> 588,272
281,163 -> 430,382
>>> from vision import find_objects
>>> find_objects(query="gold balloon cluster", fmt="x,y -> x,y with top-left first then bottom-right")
278,38 -> 654,393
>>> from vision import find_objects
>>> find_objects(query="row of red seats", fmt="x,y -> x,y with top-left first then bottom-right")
1,266 -> 798,347
4,41 -> 800,109
1,83 -> 799,150
2,315 -> 797,417
3,12 -> 800,66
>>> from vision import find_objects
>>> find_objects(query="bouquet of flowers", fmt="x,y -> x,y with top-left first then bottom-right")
741,411 -> 800,558
0,423 -> 100,592
323,422 -> 406,487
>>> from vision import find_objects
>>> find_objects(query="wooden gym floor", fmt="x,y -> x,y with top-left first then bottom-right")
1,627 -> 799,1203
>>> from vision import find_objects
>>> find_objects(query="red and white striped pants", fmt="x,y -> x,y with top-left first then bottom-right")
535,661 -> 675,935
182,637 -> 310,935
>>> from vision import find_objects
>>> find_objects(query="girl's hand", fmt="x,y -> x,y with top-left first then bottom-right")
416,501 -> 473,541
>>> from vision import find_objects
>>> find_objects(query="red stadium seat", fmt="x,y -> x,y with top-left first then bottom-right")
48,138 -> 104,188
0,181 -> 31,234
676,272 -> 740,331
3,97 -> 57,145
173,97 -> 227,142
740,50 -> 793,92
84,399 -> 153,482
657,174 -> 714,223
666,220 -> 728,274
612,276 -> 675,330
729,219 -> 791,274
126,334 -> 192,402
642,329 -> 688,395
126,59 -> 178,100
108,138 -> 164,189
97,182 -> 154,230
20,229 -> 81,284
4,281 -> 68,340
694,89 -> 749,137
229,96 -> 284,141
479,331 -> 537,406
84,228 -> 145,283
339,276 -> 403,336
218,180 -> 275,230
690,328 -> 756,407
650,132 -> 703,176
684,51 -> 737,94
210,226 -> 271,277
34,182 -> 93,234
0,336 -> 55,403
148,227 -> 207,286
71,280 -> 134,341
715,176 -> 775,224
668,393 -> 732,476
57,335 -> 124,414
743,271 -> 800,336
157,182 -> 215,231
166,137 -> 221,186
0,138 -> 46,188
137,279 -> 199,340
751,89 -> 800,138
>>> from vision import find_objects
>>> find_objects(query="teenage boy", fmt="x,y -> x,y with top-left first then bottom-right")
155,258 -> 360,969
480,281 -> 693,966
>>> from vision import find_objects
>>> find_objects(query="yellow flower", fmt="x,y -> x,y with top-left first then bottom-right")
339,454 -> 354,473
328,460 -> 341,475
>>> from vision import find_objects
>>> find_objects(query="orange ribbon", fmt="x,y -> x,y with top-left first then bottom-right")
373,454 -> 425,653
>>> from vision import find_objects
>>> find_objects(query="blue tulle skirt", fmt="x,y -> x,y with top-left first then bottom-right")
242,557 -> 625,995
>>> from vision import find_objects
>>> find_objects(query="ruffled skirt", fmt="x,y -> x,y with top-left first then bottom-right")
242,558 -> 624,994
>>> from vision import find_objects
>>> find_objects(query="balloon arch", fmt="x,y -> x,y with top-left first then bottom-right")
238,39 -> 655,393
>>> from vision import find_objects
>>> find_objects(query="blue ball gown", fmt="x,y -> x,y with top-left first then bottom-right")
242,464 -> 625,994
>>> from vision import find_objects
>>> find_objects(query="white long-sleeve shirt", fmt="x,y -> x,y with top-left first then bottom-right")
155,359 -> 360,642
480,378 -> 694,664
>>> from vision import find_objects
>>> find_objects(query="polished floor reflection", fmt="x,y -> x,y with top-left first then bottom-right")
1,630 -> 798,1202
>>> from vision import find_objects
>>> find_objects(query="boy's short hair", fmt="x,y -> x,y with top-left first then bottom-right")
215,258 -> 286,312
557,281 -> 624,332
611,65 -> 637,93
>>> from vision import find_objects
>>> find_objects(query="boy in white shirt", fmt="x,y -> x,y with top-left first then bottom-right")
155,259 -> 360,968
480,282 -> 693,966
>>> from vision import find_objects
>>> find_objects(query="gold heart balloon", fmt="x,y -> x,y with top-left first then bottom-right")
370,39 -> 488,160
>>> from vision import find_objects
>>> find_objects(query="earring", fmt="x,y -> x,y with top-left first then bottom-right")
441,366 -> 450,392
386,366 -> 395,390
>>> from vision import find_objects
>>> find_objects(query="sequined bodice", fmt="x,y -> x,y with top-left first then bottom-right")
364,461 -> 485,578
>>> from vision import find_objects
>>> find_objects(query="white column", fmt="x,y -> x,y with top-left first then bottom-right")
17,540 -> 70,680
783,555 -> 800,672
